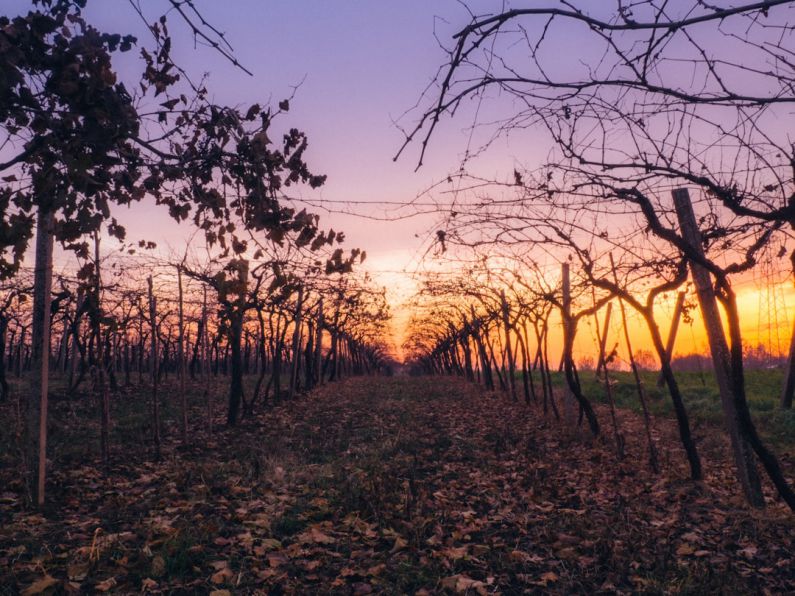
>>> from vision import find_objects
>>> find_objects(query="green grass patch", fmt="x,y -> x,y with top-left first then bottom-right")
545,368 -> 795,448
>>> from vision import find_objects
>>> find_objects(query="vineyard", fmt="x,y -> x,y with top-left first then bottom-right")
2,0 -> 795,594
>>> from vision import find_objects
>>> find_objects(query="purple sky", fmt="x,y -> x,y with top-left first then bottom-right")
116,1 -> 491,254
0,0 -> 563,352
5,1 -> 793,357
7,0 -> 535,295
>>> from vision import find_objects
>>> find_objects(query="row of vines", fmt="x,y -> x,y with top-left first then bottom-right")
399,1 -> 795,512
0,0 -> 390,507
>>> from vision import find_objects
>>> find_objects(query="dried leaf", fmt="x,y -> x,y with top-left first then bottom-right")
441,574 -> 487,594
21,575 -> 59,596
94,577 -> 117,592
210,566 -> 235,585
676,543 -> 695,557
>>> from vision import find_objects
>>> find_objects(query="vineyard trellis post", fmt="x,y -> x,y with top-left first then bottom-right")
28,208 -> 54,506
609,254 -> 659,473
560,262 -> 577,425
315,298 -> 324,386
201,286 -> 212,435
500,290 -> 518,402
93,233 -> 110,467
780,316 -> 795,409
288,287 -> 304,399
672,188 -> 764,506
177,266 -> 187,444
147,276 -> 161,460
592,296 -> 624,458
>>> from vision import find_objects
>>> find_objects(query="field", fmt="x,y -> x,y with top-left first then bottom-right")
564,368 -> 795,448
5,1 -> 795,593
1,373 -> 794,594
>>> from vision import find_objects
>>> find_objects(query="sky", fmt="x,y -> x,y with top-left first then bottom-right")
5,0 -> 497,349
5,0 -> 794,361
81,0 -> 562,354
111,1 -> 473,245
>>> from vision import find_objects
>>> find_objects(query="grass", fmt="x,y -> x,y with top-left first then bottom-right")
1,365 -> 792,479
1,364 -> 792,499
0,371 -> 226,457
547,367 -> 795,448
157,524 -> 213,579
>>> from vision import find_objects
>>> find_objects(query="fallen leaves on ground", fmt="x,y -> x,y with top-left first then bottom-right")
1,376 -> 793,593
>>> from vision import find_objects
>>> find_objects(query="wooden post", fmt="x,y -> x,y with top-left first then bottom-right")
94,233 -> 110,468
673,188 -> 763,506
58,314 -> 69,374
461,318 -> 475,382
288,287 -> 304,399
501,290 -> 518,401
147,277 -> 161,459
226,259 -> 248,425
304,317 -> 315,389
331,304 -> 341,381
780,316 -> 795,409
561,262 -> 576,424
16,326 -> 25,377
471,305 -> 494,391
67,298 -> 81,390
177,266 -> 187,444
28,208 -> 54,506
610,254 -> 658,472
315,298 -> 324,386
6,327 -> 14,378
0,314 -> 8,402
516,329 -> 532,403
201,286 -> 212,435
657,290 -> 686,387
137,298 -> 145,385
520,322 -> 536,402
592,295 -> 623,457
123,334 -> 131,386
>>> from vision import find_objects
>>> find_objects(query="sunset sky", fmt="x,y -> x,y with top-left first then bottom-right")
109,0 -> 495,270
5,0 -> 793,360
6,0 -> 483,330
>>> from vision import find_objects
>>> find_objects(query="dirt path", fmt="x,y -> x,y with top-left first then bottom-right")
1,376 -> 794,594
